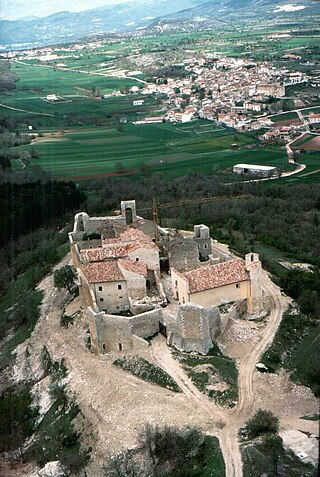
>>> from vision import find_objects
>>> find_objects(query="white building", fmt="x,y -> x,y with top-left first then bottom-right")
46,94 -> 58,101
233,163 -> 279,177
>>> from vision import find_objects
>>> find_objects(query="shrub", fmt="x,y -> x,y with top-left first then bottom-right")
246,409 -> 279,439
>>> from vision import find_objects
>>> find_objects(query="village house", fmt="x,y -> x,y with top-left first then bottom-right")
69,201 -> 264,354
308,112 -> 320,124
171,253 -> 262,314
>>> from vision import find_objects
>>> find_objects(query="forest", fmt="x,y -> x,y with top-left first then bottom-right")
83,173 -> 320,268
0,180 -> 84,247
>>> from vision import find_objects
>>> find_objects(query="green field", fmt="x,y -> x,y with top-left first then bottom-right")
16,122 -> 291,180
10,62 -> 138,96
285,152 -> 320,184
271,111 -> 299,123
2,23 -> 320,183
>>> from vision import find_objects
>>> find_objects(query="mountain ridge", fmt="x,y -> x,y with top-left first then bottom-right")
1,0 -> 319,50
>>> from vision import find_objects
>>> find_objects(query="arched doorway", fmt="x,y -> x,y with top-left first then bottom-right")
125,207 -> 133,225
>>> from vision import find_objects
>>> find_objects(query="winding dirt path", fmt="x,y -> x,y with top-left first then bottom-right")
13,255 -> 313,477
150,336 -> 226,424
150,269 -> 290,477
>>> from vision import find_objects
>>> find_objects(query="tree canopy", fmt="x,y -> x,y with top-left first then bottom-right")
53,265 -> 76,293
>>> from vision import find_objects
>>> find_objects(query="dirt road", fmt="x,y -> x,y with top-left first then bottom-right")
12,256 -> 317,477
150,269 -> 290,477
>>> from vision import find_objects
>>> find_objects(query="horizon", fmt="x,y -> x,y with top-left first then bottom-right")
1,0 -> 141,21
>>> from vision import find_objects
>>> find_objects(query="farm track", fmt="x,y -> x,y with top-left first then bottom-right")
13,250 -> 319,476
0,102 -> 54,116
150,269 -> 289,477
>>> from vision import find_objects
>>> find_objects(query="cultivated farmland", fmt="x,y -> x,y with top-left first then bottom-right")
18,122 -> 289,180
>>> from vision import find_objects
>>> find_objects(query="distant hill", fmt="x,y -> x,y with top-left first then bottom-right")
0,0 -> 208,49
156,0 -> 320,22
0,0 -> 319,50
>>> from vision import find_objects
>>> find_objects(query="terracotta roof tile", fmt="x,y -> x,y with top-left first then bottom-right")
101,228 -> 157,251
119,259 -> 148,277
83,261 -> 124,284
81,246 -> 128,262
183,259 -> 250,293
119,228 -> 151,243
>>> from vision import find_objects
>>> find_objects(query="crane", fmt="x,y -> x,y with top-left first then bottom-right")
136,194 -> 252,243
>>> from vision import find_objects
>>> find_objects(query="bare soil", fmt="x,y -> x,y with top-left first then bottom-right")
10,255 -> 319,477
62,169 -> 137,181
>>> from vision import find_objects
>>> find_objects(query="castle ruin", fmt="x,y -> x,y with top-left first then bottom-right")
69,200 -> 263,355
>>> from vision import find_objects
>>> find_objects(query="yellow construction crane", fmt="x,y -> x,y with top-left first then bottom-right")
137,194 -> 252,243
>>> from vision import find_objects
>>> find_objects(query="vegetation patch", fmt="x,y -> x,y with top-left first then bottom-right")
104,424 -> 225,477
175,344 -> 238,407
0,384 -> 39,461
242,438 -> 317,477
300,414 -> 319,421
27,347 -> 91,474
113,356 -> 180,392
261,306 -> 320,397
241,409 -> 316,476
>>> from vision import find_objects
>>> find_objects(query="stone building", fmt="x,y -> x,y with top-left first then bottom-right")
193,224 -> 212,260
171,253 -> 262,314
69,201 -> 264,355
69,201 -> 167,353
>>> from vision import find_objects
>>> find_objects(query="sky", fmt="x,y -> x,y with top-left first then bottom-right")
2,0 -> 139,21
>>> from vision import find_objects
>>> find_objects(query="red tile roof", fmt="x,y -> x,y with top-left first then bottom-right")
183,259 -> 250,293
81,246 -> 128,262
119,259 -> 148,277
83,261 -> 124,284
101,228 -> 157,250
119,228 -> 151,243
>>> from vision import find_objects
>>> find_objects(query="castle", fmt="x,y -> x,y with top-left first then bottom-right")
69,200 -> 263,355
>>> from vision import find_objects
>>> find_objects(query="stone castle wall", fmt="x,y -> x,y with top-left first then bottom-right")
87,307 -> 160,354
167,303 -> 221,355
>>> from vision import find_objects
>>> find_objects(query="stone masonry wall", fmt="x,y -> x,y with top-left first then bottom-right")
118,264 -> 146,300
167,303 -> 221,355
190,280 -> 251,308
168,239 -> 200,272
87,307 -> 160,354
93,281 -> 130,314
128,247 -> 160,272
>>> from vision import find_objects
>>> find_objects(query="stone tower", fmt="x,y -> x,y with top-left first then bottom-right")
121,200 -> 137,225
167,303 -> 221,355
73,212 -> 90,232
245,252 -> 263,314
193,224 -> 212,260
